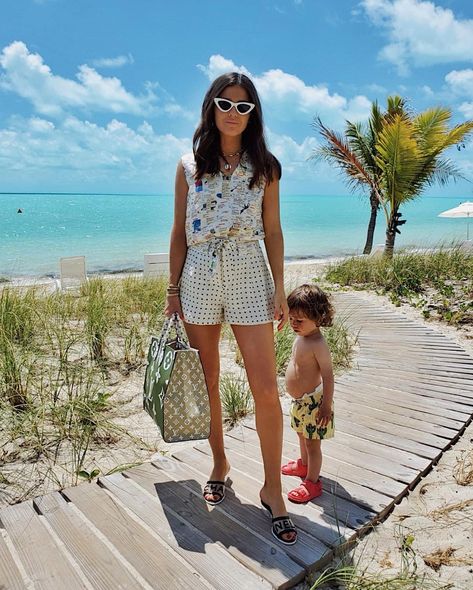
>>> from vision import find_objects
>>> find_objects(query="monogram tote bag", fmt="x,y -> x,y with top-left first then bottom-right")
143,313 -> 211,443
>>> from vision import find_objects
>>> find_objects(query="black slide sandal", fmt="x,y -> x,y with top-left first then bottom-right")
203,480 -> 226,506
260,499 -> 298,545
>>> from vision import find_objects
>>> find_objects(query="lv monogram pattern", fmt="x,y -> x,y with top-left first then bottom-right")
144,335 -> 210,443
164,350 -> 210,442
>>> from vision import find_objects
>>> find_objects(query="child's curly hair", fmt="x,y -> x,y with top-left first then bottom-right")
287,284 -> 334,327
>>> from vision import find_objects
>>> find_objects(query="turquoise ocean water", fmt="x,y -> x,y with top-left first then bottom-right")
0,193 -> 470,277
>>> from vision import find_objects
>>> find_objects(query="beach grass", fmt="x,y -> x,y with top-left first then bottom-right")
310,527 -> 452,589
0,276 -> 168,500
325,246 -> 473,325
452,449 -> 473,486
219,373 -> 253,425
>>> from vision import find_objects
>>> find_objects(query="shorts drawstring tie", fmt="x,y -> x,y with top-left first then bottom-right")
207,238 -> 240,273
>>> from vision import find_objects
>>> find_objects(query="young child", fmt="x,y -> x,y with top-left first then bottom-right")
281,284 -> 335,502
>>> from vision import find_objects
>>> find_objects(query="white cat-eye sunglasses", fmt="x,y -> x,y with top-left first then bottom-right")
213,97 -> 255,115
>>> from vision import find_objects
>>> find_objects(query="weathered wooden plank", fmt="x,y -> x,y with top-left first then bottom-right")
99,472 -> 274,590
312,429 -> 430,472
358,345 -> 473,363
63,482 -> 210,590
125,461 -> 305,589
0,501 -> 87,590
321,412 -> 443,461
356,327 -> 461,337
354,362 -> 473,390
225,430 -> 393,515
34,492 -> 145,590
0,529 -> 27,590
328,397 -> 452,448
357,353 -> 473,370
351,361 -> 473,394
360,340 -> 466,352
331,389 -> 464,434
335,381 -> 470,423
355,342 -> 472,358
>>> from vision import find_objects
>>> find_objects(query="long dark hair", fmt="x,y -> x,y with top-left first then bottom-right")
193,72 -> 281,189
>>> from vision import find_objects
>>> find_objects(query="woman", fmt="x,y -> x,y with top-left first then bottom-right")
165,72 -> 297,545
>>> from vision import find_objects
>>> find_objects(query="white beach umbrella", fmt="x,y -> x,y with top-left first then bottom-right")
438,201 -> 473,240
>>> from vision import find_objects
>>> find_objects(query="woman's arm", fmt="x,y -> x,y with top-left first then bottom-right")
165,161 -> 188,318
262,178 -> 288,330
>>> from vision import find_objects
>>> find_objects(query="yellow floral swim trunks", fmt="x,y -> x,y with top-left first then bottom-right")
290,383 -> 335,440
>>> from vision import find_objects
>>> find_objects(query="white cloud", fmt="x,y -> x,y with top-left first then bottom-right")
445,69 -> 473,96
0,41 -> 155,117
445,69 -> 473,118
197,55 -> 250,80
458,103 -> 473,118
198,55 -> 371,125
367,83 -> 387,94
91,54 -> 135,68
421,85 -> 434,97
0,115 -> 191,191
267,129 -> 318,174
362,0 -> 473,74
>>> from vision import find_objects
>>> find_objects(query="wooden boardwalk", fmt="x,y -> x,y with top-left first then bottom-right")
1,292 -> 473,589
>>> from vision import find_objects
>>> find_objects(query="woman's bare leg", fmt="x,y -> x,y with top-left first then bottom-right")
232,322 -> 295,542
184,322 -> 229,500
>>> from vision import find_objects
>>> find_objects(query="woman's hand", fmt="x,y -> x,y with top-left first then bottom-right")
164,295 -> 183,319
273,288 -> 288,332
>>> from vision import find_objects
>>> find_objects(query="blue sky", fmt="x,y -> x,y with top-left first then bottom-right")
1,0 -> 473,196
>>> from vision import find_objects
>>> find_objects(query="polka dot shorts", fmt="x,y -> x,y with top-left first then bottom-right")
180,239 -> 275,325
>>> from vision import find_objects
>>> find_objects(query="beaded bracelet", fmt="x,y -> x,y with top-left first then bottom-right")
166,283 -> 180,297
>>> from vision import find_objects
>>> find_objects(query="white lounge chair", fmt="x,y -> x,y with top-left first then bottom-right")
143,253 -> 169,278
57,256 -> 88,292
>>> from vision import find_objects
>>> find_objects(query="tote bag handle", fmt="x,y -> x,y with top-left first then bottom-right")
155,312 -> 187,357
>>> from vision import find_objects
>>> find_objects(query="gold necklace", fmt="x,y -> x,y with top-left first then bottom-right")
221,148 -> 243,157
221,149 -> 243,171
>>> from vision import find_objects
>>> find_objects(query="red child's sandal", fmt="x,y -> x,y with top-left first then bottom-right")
288,479 -> 322,503
281,458 -> 308,478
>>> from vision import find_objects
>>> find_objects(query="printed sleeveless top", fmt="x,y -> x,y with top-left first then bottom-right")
181,152 -> 265,246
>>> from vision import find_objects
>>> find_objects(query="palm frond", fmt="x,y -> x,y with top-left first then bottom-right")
414,107 -> 451,150
423,158 -> 464,186
440,121 -> 473,151
375,115 -> 422,207
346,121 -> 377,172
369,101 -> 384,138
312,117 -> 378,194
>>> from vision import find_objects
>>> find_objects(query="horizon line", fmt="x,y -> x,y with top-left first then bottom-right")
0,191 -> 466,199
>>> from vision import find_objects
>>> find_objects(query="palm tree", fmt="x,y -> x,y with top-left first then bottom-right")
314,96 -> 406,254
314,100 -> 473,257
376,107 -> 473,256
